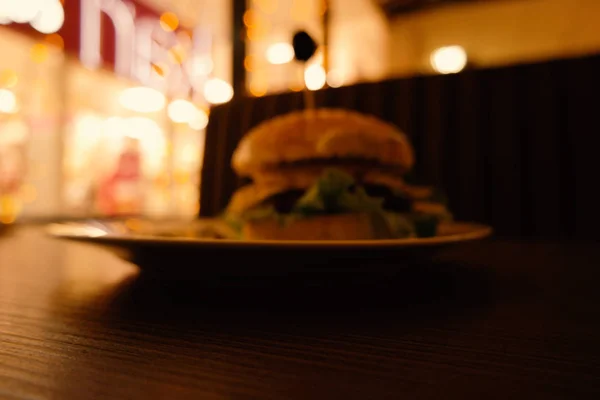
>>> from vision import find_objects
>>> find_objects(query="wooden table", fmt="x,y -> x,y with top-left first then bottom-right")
1,226 -> 599,399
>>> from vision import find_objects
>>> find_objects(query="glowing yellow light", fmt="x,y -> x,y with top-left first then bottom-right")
246,28 -> 258,41
191,55 -> 213,76
266,43 -> 294,65
430,45 -> 467,74
289,81 -> 304,92
164,143 -> 173,156
0,70 -> 18,88
203,78 -> 234,105
151,62 -> 169,77
181,144 -> 199,163
244,55 -> 256,71
45,33 -> 64,49
326,69 -> 345,88
30,0 -> 64,34
0,196 -> 20,224
198,104 -> 211,116
304,64 -> 326,91
30,43 -> 49,63
188,109 -> 209,131
4,0 -> 40,23
0,213 -> 16,224
243,10 -> 257,27
159,12 -> 179,32
249,81 -> 268,97
119,87 -> 166,113
312,47 -> 324,65
168,44 -> 186,65
0,89 -> 18,114
246,19 -> 269,41
174,171 -> 190,185
168,99 -> 199,124
247,25 -> 269,41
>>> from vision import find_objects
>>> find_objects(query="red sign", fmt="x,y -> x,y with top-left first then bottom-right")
60,0 -> 166,70
4,1 -> 211,97
2,0 -> 162,68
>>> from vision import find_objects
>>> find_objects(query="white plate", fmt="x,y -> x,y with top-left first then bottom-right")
46,218 -> 493,276
46,218 -> 493,249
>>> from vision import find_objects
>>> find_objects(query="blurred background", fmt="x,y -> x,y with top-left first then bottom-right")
1,0 -> 598,223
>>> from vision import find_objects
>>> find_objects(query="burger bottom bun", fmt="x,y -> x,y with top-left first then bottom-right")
242,213 -> 381,241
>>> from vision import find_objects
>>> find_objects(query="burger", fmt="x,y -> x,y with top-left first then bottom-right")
224,108 -> 451,240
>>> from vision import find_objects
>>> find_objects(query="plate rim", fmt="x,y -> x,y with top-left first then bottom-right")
45,220 -> 493,249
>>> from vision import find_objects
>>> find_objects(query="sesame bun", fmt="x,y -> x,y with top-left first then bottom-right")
242,214 -> 382,241
231,109 -> 414,177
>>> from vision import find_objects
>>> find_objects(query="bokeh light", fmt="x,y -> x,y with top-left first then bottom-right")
0,89 -> 18,114
188,109 -> 209,131
30,43 -> 49,64
119,87 -> 166,113
45,33 -> 64,49
30,0 -> 64,34
203,78 -> 234,105
190,55 -> 213,76
266,43 -> 294,65
0,0 -> 64,33
304,64 -> 326,91
326,69 -> 345,88
168,99 -> 198,123
0,70 -> 18,88
159,12 -> 179,32
244,55 -> 256,71
249,81 -> 268,97
243,10 -> 257,27
430,45 -> 468,74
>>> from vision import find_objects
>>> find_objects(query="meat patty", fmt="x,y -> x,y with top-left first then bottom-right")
260,184 -> 412,214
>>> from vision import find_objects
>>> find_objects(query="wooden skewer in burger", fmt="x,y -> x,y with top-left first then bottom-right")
223,32 -> 451,241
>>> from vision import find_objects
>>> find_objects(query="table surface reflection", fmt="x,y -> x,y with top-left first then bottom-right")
0,226 -> 599,399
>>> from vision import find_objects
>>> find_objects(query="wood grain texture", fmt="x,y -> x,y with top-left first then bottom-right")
1,227 -> 600,399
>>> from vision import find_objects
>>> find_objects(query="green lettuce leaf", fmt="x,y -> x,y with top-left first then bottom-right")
294,168 -> 384,216
382,212 -> 416,238
222,168 -> 450,239
293,168 -> 354,213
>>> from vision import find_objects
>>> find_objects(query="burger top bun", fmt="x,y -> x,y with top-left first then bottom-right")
231,108 -> 415,177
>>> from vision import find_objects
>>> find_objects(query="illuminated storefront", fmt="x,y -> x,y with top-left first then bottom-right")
0,26 -> 64,222
0,0 -> 233,220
